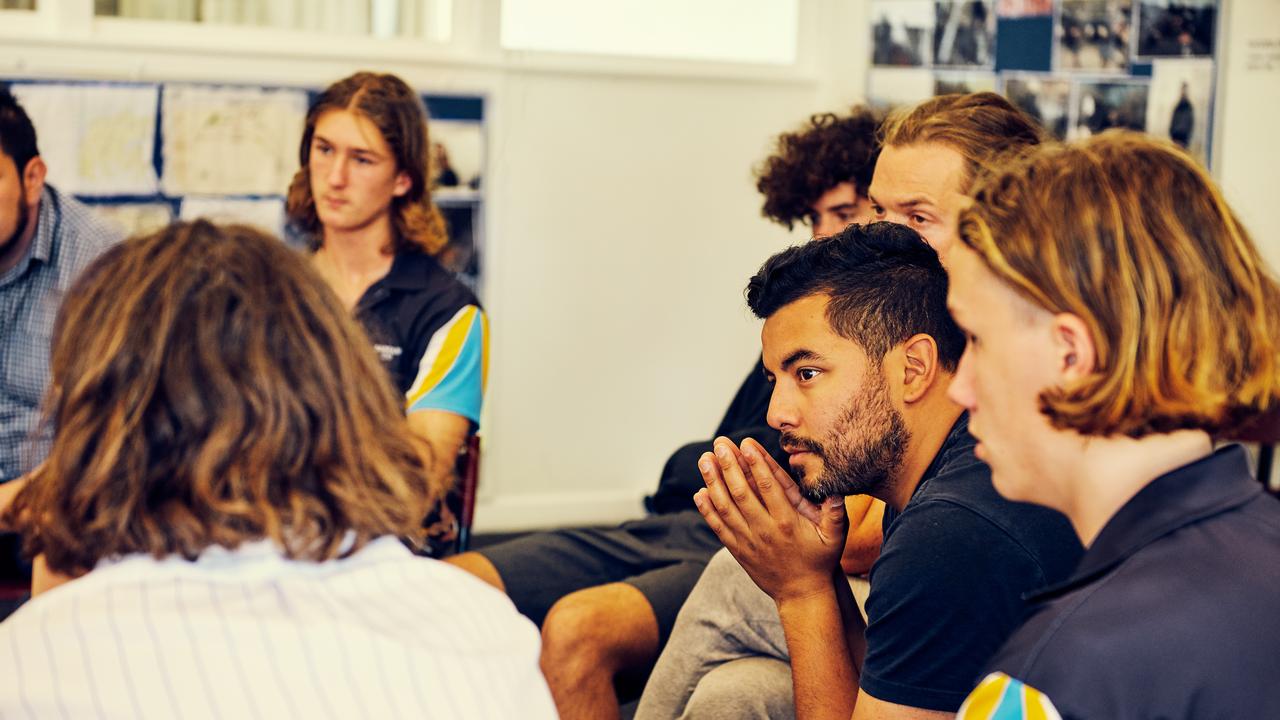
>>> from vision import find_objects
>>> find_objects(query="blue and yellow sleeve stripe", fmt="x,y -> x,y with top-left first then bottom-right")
957,673 -> 1063,720
405,305 -> 489,425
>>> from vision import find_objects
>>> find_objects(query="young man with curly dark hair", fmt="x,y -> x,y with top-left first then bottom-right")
756,107 -> 882,237
445,106 -> 883,720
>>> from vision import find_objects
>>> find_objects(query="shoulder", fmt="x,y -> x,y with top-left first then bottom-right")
44,187 -> 125,276
396,251 -> 481,312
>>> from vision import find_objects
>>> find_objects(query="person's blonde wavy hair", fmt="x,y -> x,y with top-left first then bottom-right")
286,71 -> 448,255
959,131 -> 1280,438
5,221 -> 439,576
881,92 -> 1048,191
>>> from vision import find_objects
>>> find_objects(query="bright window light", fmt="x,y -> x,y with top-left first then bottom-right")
500,0 -> 799,65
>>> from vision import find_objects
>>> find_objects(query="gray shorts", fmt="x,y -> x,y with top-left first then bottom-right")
477,510 -> 721,643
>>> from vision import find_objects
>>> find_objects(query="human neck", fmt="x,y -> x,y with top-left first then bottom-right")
0,200 -> 39,275
1056,429 -> 1214,547
883,391 -> 965,512
315,220 -> 396,308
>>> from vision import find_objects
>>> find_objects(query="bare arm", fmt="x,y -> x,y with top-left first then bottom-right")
842,495 -> 885,575
406,409 -> 471,490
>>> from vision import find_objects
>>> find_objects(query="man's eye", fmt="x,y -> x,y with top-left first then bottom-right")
912,214 -> 929,225
871,205 -> 885,217
797,368 -> 820,382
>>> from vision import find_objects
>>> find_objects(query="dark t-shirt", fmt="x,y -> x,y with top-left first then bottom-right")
965,445 -> 1280,720
860,414 -> 1083,712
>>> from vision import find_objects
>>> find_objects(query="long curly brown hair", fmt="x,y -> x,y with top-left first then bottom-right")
755,106 -> 882,230
6,221 -> 438,576
286,71 -> 448,256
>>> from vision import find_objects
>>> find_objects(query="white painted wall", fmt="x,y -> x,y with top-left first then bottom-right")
1215,0 -> 1280,271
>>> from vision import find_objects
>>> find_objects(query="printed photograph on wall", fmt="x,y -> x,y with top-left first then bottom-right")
1137,0 -> 1217,58
1004,73 -> 1073,138
996,0 -> 1054,16
934,71 -> 999,95
1146,58 -> 1214,163
872,0 -> 935,67
1071,78 -> 1150,139
934,1 -> 997,67
1056,0 -> 1133,71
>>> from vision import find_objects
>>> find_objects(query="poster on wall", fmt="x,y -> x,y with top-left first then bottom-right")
1003,73 -> 1073,138
1055,0 -> 1132,72
1146,58 -> 1214,162
9,83 -> 159,196
161,84 -> 307,196
1136,0 -> 1216,58
935,1 -> 997,67
1071,78 -> 1150,139
872,0 -> 935,67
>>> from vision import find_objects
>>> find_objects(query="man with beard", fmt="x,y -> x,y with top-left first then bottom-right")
635,223 -> 1082,720
0,86 -> 121,601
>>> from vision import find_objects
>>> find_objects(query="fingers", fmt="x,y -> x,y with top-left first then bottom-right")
738,439 -> 795,521
695,440 -> 759,540
745,438 -> 825,526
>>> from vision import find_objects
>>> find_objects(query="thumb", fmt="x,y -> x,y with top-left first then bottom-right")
820,497 -> 849,538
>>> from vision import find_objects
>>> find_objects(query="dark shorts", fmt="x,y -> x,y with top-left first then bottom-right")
478,510 -> 721,644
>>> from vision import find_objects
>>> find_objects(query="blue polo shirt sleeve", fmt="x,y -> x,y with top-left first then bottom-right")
859,499 -> 1053,712
403,304 -> 488,425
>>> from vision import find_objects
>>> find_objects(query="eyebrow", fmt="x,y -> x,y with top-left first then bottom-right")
869,193 -> 937,210
312,134 -> 383,159
779,349 -> 822,372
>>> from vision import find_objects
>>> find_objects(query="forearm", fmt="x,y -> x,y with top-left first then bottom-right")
777,574 -> 861,720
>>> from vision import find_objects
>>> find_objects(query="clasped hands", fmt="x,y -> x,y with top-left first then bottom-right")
692,436 -> 849,603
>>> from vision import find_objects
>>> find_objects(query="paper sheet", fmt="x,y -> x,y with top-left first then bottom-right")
161,84 -> 307,196
11,83 -> 160,196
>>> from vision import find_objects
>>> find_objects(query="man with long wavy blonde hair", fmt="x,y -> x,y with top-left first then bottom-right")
0,221 -> 554,719
949,131 -> 1280,719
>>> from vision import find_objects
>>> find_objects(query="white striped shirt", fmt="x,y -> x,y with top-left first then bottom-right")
0,536 -> 557,719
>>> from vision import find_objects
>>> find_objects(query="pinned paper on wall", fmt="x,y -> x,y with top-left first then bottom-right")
11,83 -> 159,196
180,196 -> 286,237
162,85 -> 307,196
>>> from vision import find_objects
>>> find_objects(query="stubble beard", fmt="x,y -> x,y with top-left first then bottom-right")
784,372 -> 910,505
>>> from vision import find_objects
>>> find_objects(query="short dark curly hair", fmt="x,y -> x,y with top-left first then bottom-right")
755,107 -> 882,230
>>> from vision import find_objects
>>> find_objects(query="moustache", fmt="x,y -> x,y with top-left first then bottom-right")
780,432 -> 824,457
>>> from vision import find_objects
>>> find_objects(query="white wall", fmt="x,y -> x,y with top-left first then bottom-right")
1215,0 -> 1280,271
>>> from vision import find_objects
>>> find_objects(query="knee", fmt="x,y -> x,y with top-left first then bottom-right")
541,590 -> 621,665
683,657 -> 793,720
541,584 -> 658,673
702,547 -> 743,580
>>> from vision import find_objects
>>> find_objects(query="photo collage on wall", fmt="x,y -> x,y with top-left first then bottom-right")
868,0 -> 1219,165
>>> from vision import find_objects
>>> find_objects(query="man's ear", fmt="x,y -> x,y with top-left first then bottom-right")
899,333 -> 939,404
21,157 -> 46,208
1051,312 -> 1096,382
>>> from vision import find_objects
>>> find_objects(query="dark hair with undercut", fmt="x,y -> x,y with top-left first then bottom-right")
746,221 -> 965,371
755,107 -> 882,230
0,85 -> 39,173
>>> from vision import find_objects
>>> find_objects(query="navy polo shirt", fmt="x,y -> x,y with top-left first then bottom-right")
859,414 -> 1083,711
961,445 -> 1280,720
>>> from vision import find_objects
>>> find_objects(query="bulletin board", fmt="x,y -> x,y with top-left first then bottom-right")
866,0 -> 1220,167
0,77 -> 487,292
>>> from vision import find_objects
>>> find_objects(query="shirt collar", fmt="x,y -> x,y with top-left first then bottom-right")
377,250 -> 439,291
1030,444 -> 1260,601
29,186 -> 59,265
